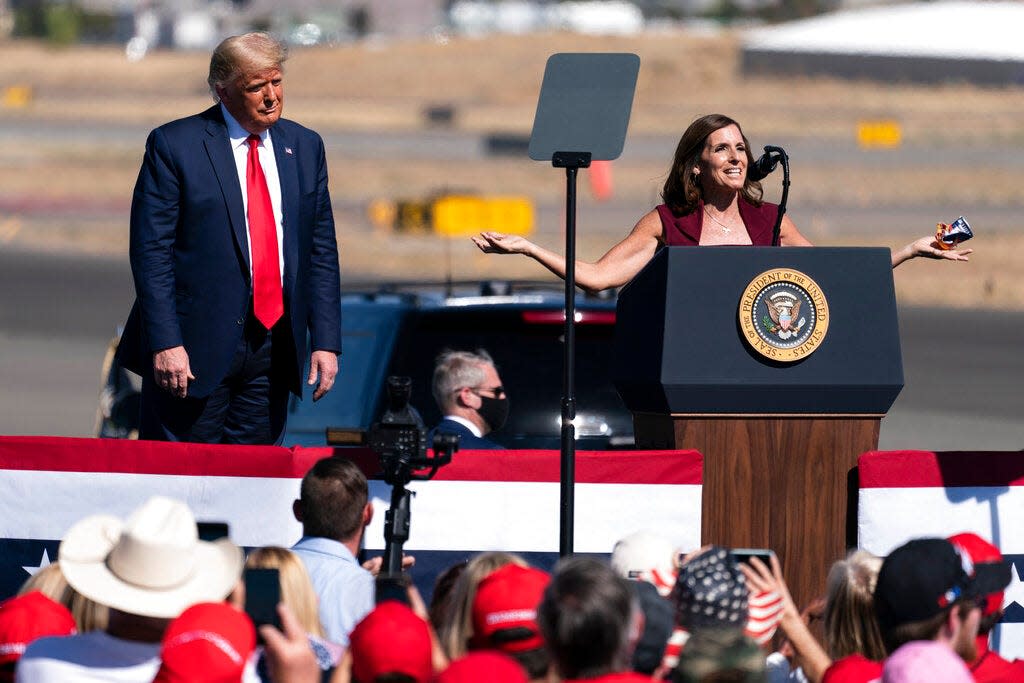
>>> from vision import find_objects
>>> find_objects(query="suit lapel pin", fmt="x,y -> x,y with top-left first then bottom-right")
285,147 -> 293,155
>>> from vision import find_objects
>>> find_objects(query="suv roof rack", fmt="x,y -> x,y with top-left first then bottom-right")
341,279 -> 616,299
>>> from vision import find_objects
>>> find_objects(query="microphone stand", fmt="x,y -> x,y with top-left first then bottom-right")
767,146 -> 790,247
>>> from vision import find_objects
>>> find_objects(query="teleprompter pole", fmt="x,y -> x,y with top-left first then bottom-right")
527,52 -> 638,557
552,151 -> 591,557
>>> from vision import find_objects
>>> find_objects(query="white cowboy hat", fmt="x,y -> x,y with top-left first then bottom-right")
610,530 -> 680,597
58,496 -> 243,619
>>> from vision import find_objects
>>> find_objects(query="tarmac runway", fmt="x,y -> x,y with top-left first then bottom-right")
0,247 -> 1019,451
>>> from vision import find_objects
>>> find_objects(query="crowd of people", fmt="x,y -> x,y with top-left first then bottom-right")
0,453 -> 1019,683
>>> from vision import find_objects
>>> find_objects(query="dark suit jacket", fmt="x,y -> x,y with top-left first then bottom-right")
428,418 -> 504,450
118,105 -> 341,398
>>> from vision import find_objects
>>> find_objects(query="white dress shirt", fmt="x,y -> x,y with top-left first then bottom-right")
443,414 -> 483,437
220,103 -> 285,286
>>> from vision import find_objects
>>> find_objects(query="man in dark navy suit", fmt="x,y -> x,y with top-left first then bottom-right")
117,32 -> 341,444
428,349 -> 508,450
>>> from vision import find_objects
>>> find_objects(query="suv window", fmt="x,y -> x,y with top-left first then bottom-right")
98,285 -> 636,450
388,307 -> 634,449
286,299 -> 407,440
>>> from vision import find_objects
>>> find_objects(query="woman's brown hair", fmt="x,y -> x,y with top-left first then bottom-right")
823,550 -> 886,661
661,113 -> 763,215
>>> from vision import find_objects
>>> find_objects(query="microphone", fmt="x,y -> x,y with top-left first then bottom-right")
747,145 -> 786,182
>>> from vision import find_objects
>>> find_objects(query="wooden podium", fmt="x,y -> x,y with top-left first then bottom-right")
614,247 -> 903,609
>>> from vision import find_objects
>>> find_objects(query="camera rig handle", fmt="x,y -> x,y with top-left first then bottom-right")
370,376 -> 459,577
378,432 -> 458,575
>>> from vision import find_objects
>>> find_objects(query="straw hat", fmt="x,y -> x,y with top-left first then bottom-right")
58,496 -> 243,619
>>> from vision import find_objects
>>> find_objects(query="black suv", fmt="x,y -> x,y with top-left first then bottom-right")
98,281 -> 635,450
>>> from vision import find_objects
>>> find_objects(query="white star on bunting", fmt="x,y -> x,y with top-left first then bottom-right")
22,548 -> 52,577
1003,561 -> 1024,611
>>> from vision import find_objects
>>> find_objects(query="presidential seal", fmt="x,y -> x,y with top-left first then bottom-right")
738,268 -> 829,362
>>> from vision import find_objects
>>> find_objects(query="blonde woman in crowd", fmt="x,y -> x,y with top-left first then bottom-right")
18,562 -> 108,633
245,546 -> 341,675
742,550 -> 886,683
437,551 -> 529,660
822,550 -> 886,663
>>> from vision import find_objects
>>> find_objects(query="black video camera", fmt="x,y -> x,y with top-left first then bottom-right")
367,376 -> 458,487
367,376 -> 458,582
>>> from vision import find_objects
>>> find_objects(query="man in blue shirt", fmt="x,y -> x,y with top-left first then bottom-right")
291,456 -> 374,645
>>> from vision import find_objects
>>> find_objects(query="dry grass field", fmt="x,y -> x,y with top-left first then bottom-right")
10,30 -> 1024,140
2,30 -> 1023,308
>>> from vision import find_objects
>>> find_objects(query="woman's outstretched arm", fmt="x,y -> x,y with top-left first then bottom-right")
472,209 -> 663,292
891,235 -> 972,267
778,214 -> 973,268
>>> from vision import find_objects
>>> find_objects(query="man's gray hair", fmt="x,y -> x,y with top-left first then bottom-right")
432,349 -> 495,413
207,32 -> 287,101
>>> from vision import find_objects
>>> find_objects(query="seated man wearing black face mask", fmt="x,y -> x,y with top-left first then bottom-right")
428,349 -> 508,450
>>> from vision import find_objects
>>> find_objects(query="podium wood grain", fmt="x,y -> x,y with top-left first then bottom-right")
633,414 -> 879,611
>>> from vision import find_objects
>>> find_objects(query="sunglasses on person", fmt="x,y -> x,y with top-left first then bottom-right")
471,385 -> 506,399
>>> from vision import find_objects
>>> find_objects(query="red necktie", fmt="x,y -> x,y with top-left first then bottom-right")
246,134 -> 283,329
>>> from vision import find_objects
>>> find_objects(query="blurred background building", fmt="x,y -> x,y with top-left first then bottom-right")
1,0 -> 1021,86
0,0 -> 873,49
1,0 -> 444,48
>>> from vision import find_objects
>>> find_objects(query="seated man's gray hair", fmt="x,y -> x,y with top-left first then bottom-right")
432,349 -> 495,413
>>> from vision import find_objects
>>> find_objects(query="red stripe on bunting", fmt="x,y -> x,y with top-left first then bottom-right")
291,447 -> 703,485
0,436 -> 311,478
0,437 -> 702,485
858,450 -> 1024,488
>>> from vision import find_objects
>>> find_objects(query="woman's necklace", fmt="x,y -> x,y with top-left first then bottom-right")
703,207 -> 737,233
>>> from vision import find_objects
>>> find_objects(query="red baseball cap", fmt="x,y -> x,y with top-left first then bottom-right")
0,591 -> 76,675
822,654 -> 883,683
438,652 -> 528,683
349,600 -> 433,683
153,602 -> 256,683
948,532 -> 1012,617
471,564 -> 550,654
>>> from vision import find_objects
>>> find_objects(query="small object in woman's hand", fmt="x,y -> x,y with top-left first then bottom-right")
935,216 -> 973,250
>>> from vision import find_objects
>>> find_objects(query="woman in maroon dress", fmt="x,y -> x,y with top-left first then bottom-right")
472,114 -> 971,292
